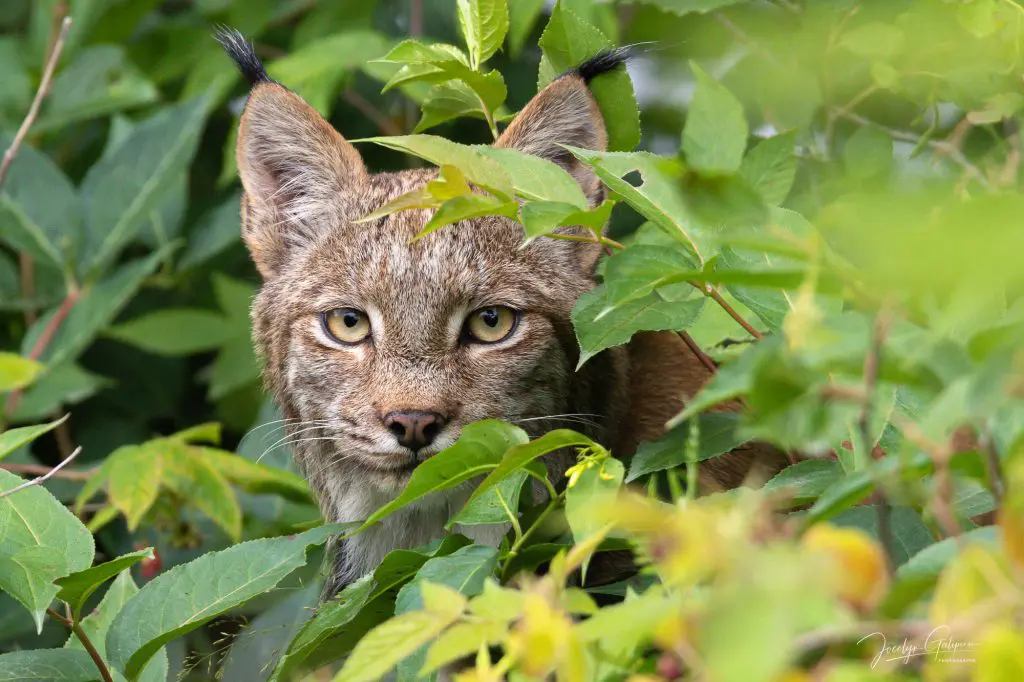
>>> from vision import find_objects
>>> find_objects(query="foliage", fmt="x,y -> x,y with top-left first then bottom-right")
2,0 -> 1024,680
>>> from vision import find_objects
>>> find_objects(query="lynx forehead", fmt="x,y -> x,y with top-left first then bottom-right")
217,28 -> 631,593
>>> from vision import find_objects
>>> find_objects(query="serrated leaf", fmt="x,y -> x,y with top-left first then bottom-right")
162,444 -> 242,541
668,341 -> 767,426
683,63 -> 748,174
333,608 -> 460,682
571,284 -> 706,366
417,194 -> 518,238
830,505 -> 934,567
625,413 -> 747,481
565,148 -> 703,260
198,447 -> 313,504
457,0 -> 509,69
477,147 -> 588,207
106,444 -> 163,531
63,570 -> 168,682
80,99 -> 206,276
762,459 -> 843,507
21,250 -> 168,368
0,414 -> 68,461
414,80 -> 490,132
357,135 -> 514,199
0,469 -> 94,632
518,200 -> 614,242
106,524 -> 342,681
0,649 -> 120,682
0,135 -> 80,271
395,546 -> 498,615
739,131 -> 797,206
467,429 -> 596,506
538,3 -> 639,151
178,192 -> 242,269
358,420 -> 527,530
602,243 -> 701,305
54,549 -> 153,620
106,309 -> 234,356
449,469 -> 528,527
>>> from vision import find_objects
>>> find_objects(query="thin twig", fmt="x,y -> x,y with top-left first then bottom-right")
342,90 -> 402,137
831,109 -> 990,188
1001,118 -> 1021,187
704,286 -> 764,339
4,288 -> 80,416
0,461 -> 94,481
0,16 -> 72,189
0,446 -> 83,499
861,312 -> 895,575
981,428 -> 1004,504
677,330 -> 717,374
47,608 -> 114,682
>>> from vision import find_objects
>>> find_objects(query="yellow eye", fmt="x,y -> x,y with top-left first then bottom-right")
465,306 -> 518,344
322,308 -> 371,345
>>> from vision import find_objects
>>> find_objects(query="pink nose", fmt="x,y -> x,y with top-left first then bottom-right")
383,411 -> 445,451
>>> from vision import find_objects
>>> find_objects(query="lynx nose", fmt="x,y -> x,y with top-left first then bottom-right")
383,410 -> 445,451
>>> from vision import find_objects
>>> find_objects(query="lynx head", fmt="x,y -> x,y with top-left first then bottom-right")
216,29 -> 627,500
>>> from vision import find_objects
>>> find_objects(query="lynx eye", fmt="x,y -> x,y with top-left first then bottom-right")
464,306 -> 518,344
322,308 -> 371,345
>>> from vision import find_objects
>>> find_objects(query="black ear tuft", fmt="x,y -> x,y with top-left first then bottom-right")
214,26 -> 270,87
574,46 -> 632,84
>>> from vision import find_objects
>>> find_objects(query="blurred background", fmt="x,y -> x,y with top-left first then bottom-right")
2,0 -> 1023,679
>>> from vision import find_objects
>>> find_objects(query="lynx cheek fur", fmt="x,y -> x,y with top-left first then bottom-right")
217,30 -> 786,599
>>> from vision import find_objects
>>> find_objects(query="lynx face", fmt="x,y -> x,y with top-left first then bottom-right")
219,29 -> 627,587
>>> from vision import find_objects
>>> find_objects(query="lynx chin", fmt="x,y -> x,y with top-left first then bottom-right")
216,27 -> 786,600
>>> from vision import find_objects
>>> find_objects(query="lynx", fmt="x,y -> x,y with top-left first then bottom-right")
216,29 -> 786,599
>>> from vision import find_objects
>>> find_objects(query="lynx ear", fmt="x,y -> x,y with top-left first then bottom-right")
495,49 -> 627,207
216,28 -> 367,278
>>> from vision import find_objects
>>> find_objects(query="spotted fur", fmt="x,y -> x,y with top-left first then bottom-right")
219,29 -> 787,599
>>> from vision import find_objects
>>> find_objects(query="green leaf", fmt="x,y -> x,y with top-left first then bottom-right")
566,458 -> 623,568
270,536 -> 469,682
178,193 -> 241,270
761,459 -> 843,507
358,420 -> 528,530
106,524 -> 341,681
0,414 -> 68,461
571,284 -> 706,366
11,364 -> 111,423
565,148 -> 703,260
106,444 -> 163,531
79,98 -> 207,276
508,0 -> 546,56
625,0 -> 746,15
668,341 -> 767,426
829,505 -> 933,567
417,194 -> 518,238
333,607 -> 461,682
843,126 -> 893,180
881,526 -> 999,617
0,469 -> 94,632
0,136 -> 80,271
21,250 -> 168,367
457,0 -> 509,70
106,309 -> 234,356
476,147 -> 588,207
625,413 -> 748,481
682,63 -> 748,174
395,545 -> 498,615
518,200 -> 614,242
36,45 -> 158,133
467,429 -> 596,506
63,570 -> 167,682
198,447 -> 313,505
356,135 -> 513,199
538,3 -> 640,151
54,549 -> 153,620
267,31 -> 390,115
414,80 -> 491,132
739,131 -> 797,206
163,444 -> 242,541
0,649 -> 120,682
602,243 -> 701,305
449,469 -> 528,527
